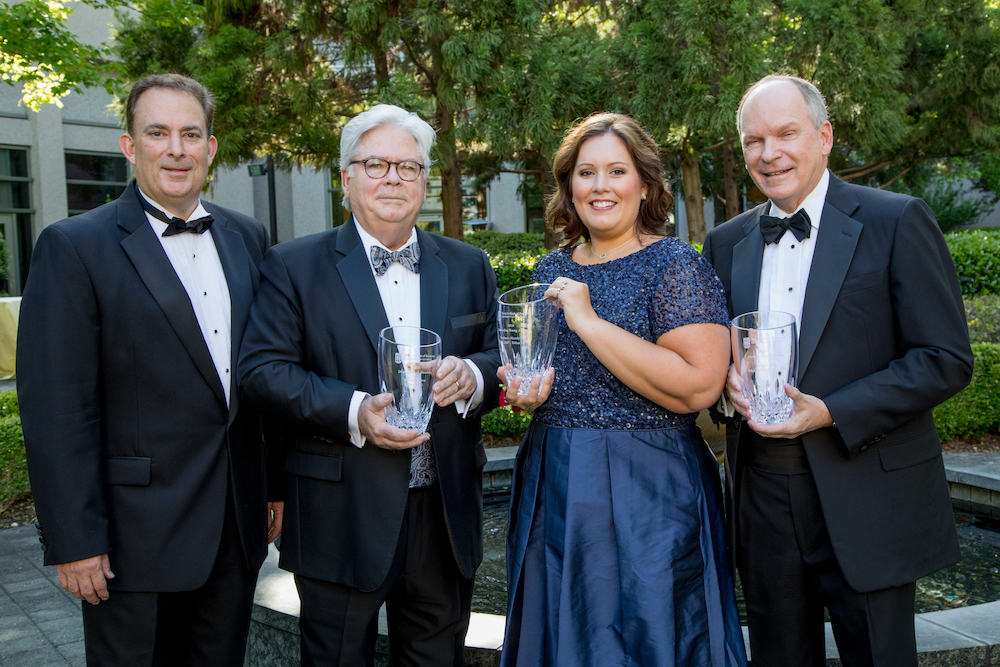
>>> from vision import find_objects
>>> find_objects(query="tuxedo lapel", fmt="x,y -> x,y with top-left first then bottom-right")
731,206 -> 766,316
117,189 -> 228,406
210,214 -> 253,418
799,180 -> 862,381
417,229 -> 448,343
336,218 -> 391,351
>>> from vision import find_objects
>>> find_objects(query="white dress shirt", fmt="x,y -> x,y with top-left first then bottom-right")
758,169 -> 831,334
347,221 -> 485,447
138,186 -> 233,405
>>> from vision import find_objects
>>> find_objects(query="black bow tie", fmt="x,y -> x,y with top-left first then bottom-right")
136,186 -> 214,237
759,209 -> 811,245
371,243 -> 420,276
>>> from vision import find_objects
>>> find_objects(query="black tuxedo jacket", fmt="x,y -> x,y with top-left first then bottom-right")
702,173 -> 973,592
238,219 -> 502,592
17,183 -> 275,591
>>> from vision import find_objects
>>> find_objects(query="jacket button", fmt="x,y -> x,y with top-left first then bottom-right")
39,544 -> 47,553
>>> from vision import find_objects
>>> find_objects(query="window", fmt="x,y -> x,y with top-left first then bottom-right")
65,152 -> 129,215
416,172 -> 480,233
0,147 -> 32,295
523,175 -> 545,234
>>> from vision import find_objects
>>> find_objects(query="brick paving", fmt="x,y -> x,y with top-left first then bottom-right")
0,526 -> 83,667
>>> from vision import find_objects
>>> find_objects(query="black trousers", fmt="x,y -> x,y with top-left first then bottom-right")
80,490 -> 258,667
738,464 -> 917,667
295,485 -> 475,667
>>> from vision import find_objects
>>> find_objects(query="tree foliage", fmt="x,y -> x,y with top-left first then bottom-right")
114,0 -> 548,239
104,0 -> 1000,241
0,0 -> 121,109
613,0 -> 769,241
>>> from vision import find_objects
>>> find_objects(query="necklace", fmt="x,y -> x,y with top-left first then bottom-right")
589,233 -> 638,259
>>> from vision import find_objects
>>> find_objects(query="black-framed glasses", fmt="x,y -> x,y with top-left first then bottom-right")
349,158 -> 424,182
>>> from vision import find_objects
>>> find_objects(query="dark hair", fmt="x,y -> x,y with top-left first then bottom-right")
124,74 -> 216,136
546,113 -> 673,246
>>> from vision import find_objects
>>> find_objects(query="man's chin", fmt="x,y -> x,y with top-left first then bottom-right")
159,183 -> 196,199
373,209 -> 417,225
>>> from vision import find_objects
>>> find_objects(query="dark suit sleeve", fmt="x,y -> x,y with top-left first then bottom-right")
464,248 -> 502,414
701,231 -> 715,263
238,247 -> 358,438
823,198 -> 973,453
17,226 -> 110,565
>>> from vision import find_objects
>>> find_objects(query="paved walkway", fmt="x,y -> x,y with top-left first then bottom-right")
0,526 -> 83,666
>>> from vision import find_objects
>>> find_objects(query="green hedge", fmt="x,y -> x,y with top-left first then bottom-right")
0,389 -> 18,418
946,229 -> 1000,297
934,343 -> 1000,440
465,230 -> 546,255
466,230 -> 551,295
481,404 -> 533,440
966,294 -> 1000,344
490,251 -> 550,296
0,390 -> 26,514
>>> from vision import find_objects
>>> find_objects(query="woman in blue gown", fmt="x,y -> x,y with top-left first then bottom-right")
499,113 -> 747,667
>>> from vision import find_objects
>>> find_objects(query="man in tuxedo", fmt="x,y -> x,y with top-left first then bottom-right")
17,73 -> 282,666
238,104 -> 501,666
702,75 -> 973,666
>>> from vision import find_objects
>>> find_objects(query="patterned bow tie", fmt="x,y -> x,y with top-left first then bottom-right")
371,243 -> 420,276
759,209 -> 811,245
136,185 -> 214,237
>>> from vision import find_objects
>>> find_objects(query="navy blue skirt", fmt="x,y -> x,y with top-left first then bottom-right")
501,422 -> 747,667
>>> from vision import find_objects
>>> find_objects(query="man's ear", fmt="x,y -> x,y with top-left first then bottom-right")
207,135 -> 218,166
119,133 -> 137,165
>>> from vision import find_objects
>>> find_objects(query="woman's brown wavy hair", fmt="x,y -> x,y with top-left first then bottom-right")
545,113 -> 673,247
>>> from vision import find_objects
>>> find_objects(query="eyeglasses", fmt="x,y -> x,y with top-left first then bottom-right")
349,158 -> 424,182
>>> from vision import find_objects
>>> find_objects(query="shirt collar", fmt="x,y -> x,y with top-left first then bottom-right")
354,218 -> 419,264
767,168 -> 830,232
137,185 -> 210,225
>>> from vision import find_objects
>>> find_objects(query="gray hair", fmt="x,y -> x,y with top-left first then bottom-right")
736,74 -> 829,138
339,104 -> 435,211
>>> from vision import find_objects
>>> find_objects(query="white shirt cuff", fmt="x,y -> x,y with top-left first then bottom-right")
348,391 -> 368,448
454,359 -> 485,419
718,390 -> 736,419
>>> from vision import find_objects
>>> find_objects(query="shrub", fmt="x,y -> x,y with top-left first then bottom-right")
481,405 -> 533,440
934,343 -> 1000,440
946,229 -> 1000,297
0,389 -> 18,418
466,230 -> 546,255
965,294 -> 1000,344
0,414 -> 28,514
923,181 -> 995,233
490,251 -> 550,295
466,230 -> 551,294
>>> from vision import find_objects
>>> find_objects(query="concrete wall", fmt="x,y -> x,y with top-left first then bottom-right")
251,166 -> 332,244
486,172 -> 524,233
673,190 -> 716,244
209,165 -> 256,220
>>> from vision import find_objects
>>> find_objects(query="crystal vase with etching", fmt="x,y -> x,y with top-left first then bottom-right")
498,283 -> 559,395
732,311 -> 798,424
378,326 -> 441,431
